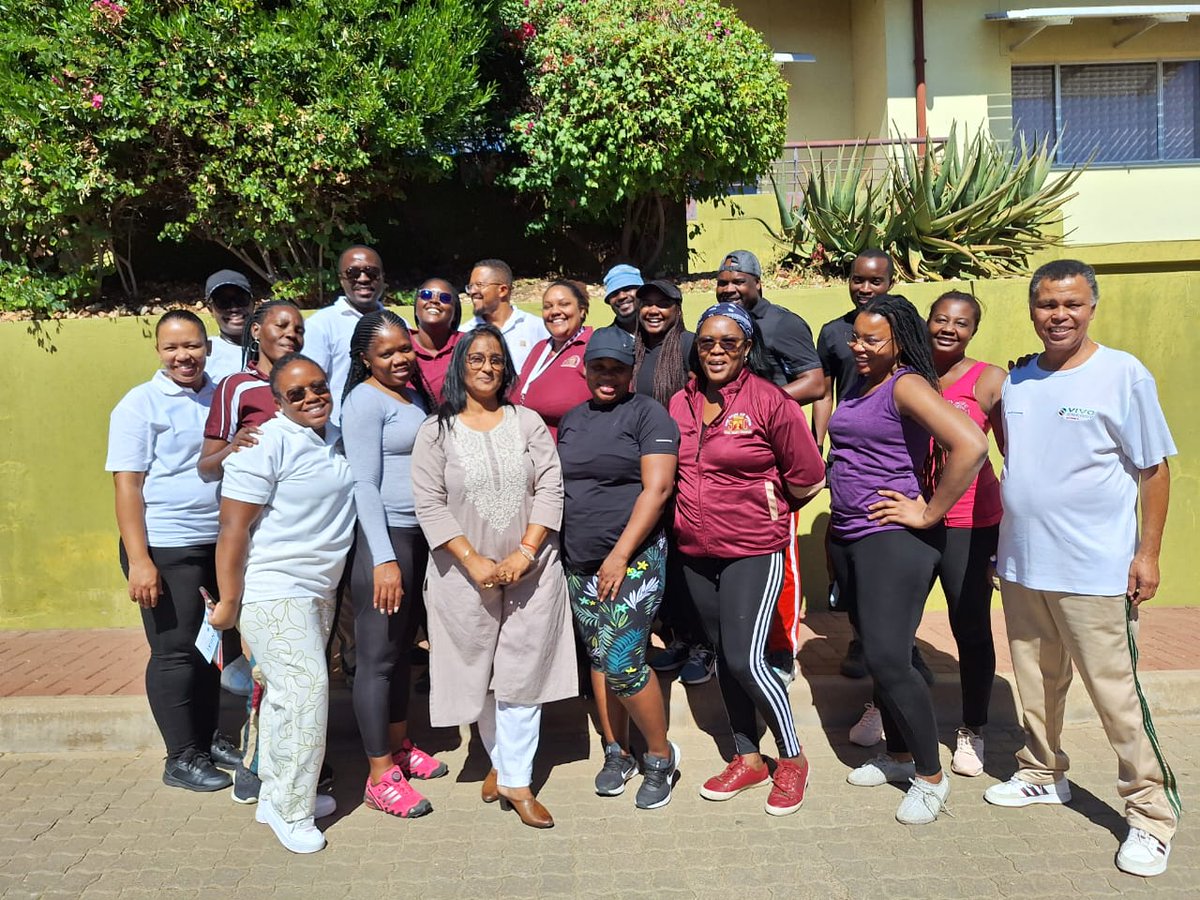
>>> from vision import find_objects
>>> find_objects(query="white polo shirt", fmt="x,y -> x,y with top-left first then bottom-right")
105,370 -> 220,547
459,306 -> 550,374
221,415 -> 356,603
205,335 -> 245,384
303,296 -> 389,424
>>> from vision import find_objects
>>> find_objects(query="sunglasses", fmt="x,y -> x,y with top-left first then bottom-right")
281,380 -> 331,404
417,288 -> 454,304
696,336 -> 746,354
343,265 -> 382,281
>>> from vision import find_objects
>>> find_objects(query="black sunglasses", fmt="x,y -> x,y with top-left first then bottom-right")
343,265 -> 382,281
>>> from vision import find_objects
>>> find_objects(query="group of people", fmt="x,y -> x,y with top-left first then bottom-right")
106,245 -> 1180,877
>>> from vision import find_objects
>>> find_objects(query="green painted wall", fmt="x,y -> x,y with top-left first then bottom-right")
2,273 -> 1196,628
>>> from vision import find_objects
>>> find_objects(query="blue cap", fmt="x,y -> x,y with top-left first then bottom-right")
603,264 -> 643,300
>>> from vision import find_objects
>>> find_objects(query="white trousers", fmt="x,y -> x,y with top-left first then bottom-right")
240,596 -> 335,823
476,693 -> 541,788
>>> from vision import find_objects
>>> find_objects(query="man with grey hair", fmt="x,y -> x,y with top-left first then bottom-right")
985,259 -> 1179,877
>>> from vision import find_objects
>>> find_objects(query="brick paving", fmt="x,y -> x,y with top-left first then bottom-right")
3,606 -> 1198,699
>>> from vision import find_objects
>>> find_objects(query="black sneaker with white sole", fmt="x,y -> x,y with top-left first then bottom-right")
232,762 -> 261,804
636,742 -> 681,810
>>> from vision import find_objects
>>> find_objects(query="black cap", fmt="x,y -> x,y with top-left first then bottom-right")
635,279 -> 683,304
584,326 -> 636,366
205,270 -> 252,302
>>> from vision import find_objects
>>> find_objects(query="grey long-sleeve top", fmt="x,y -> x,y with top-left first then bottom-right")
340,383 -> 428,566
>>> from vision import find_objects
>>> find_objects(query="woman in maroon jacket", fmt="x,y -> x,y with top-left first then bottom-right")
512,280 -> 593,440
669,303 -> 826,817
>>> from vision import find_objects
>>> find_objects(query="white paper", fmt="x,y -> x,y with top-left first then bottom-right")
195,616 -> 221,664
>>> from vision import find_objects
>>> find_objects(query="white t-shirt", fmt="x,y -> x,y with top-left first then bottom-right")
303,297 -> 386,424
998,345 -> 1176,595
105,370 -> 220,547
205,335 -> 245,384
459,306 -> 550,375
221,415 -> 357,603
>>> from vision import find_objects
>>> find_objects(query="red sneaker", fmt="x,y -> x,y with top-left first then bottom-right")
363,765 -> 433,818
765,755 -> 810,816
393,739 -> 449,780
699,755 -> 771,801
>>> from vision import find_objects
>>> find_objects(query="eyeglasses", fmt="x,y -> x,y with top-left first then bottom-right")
465,281 -> 505,293
466,353 -> 507,370
281,380 -> 331,404
417,288 -> 454,304
846,335 -> 892,350
696,336 -> 746,354
343,265 -> 382,281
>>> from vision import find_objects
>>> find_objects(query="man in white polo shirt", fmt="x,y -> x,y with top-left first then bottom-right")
459,258 -> 548,373
985,259 -> 1179,878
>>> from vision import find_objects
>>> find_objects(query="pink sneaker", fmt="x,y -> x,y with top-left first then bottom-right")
363,766 -> 433,818
394,739 -> 449,780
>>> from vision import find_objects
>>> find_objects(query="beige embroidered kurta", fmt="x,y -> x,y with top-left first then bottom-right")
412,405 -> 577,726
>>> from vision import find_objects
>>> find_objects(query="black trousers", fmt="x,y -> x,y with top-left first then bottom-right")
829,528 -> 945,776
120,541 -> 220,761
936,524 -> 998,729
348,524 -> 428,758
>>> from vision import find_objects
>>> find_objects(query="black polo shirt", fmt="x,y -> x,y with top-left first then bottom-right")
746,296 -> 821,390
816,310 -> 861,403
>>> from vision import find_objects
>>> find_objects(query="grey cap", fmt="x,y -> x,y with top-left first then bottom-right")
205,269 -> 252,302
718,250 -> 762,279
584,326 -> 636,366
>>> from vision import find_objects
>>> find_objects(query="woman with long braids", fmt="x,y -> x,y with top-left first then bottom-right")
829,294 -> 987,825
340,310 -> 444,819
631,279 -> 693,407
412,277 -> 463,404
512,279 -> 593,440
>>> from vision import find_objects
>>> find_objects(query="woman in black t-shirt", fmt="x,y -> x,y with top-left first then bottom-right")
557,328 -> 681,810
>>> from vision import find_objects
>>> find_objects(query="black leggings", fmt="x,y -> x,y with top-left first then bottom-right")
829,528 -> 944,777
938,524 -> 998,729
120,541 -> 220,761
679,551 -> 802,759
348,524 -> 428,758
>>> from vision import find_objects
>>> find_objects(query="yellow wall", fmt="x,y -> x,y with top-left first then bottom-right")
2,273 -> 1197,628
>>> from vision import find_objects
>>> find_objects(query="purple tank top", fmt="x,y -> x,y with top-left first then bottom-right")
827,368 -> 931,541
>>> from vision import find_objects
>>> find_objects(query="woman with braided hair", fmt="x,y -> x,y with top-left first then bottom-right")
340,310 -> 443,818
828,293 -> 987,825
631,279 -> 693,407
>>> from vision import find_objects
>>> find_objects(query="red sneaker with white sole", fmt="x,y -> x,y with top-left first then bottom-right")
765,756 -> 810,816
699,755 -> 770,801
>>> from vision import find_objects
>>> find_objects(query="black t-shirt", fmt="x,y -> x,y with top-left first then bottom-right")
816,310 -> 861,403
747,297 -> 821,389
557,393 -> 680,569
635,330 -> 695,403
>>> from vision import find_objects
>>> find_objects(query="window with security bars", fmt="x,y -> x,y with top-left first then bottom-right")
1012,62 -> 1200,165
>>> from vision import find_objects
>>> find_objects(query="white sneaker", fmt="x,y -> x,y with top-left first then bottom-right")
983,774 -> 1071,808
951,727 -> 984,777
847,754 -> 917,787
256,798 -> 326,854
220,655 -> 254,697
848,702 -> 884,747
896,776 -> 951,825
1116,827 -> 1171,877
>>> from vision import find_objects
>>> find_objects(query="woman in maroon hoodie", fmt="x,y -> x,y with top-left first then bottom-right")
669,302 -> 826,817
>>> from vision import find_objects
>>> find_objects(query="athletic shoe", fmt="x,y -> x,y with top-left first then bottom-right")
767,650 -> 796,686
314,794 -> 336,818
912,646 -> 936,685
680,646 -> 716,685
163,751 -> 232,792
318,762 -> 334,792
1116,827 -> 1171,877
699,755 -> 770,801
847,754 -> 916,787
848,702 -> 885,747
231,762 -> 261,804
896,776 -> 951,825
648,641 -> 690,672
595,742 -> 639,796
765,756 -> 810,816
220,655 -> 254,697
209,732 -> 242,770
840,639 -> 867,679
363,766 -> 433,818
255,798 -> 325,854
394,739 -> 449,780
951,727 -> 985,777
636,742 -> 681,810
983,774 -> 1072,808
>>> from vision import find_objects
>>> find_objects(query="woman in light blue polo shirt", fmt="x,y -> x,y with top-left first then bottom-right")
106,310 -> 229,793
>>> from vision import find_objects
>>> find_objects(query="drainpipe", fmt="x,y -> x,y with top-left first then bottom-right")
913,0 -> 928,155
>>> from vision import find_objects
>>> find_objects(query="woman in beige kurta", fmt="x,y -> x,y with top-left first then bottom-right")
412,325 -> 576,829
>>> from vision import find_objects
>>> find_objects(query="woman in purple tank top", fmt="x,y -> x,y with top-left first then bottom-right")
827,294 -> 987,825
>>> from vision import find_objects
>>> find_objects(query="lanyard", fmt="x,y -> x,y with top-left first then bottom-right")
520,329 -> 582,402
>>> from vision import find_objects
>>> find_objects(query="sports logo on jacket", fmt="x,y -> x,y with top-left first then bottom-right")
723,412 -> 753,435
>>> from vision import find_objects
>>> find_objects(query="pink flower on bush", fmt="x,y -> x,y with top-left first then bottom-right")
91,0 -> 126,27
90,93 -> 104,109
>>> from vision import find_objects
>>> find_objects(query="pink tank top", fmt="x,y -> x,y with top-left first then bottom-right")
942,362 -> 1002,528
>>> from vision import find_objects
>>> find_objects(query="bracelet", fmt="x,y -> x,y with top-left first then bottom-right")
461,548 -> 473,563
518,545 -> 536,563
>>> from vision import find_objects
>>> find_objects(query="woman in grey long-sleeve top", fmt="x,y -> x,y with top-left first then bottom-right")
341,310 -> 448,820
412,324 -> 577,829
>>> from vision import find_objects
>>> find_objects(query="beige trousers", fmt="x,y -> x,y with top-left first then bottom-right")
1000,580 -> 1180,842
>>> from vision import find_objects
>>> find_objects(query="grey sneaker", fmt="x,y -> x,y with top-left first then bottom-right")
232,762 -> 261,804
896,776 -> 951,825
636,742 -> 681,810
595,742 -> 638,796
847,754 -> 916,787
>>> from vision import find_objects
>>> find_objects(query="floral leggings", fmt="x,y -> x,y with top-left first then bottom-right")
566,531 -> 667,698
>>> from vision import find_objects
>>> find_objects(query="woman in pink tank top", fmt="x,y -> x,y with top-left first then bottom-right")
926,290 -> 1006,778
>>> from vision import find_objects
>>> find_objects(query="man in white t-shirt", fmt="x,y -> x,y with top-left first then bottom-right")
203,269 -> 255,383
985,259 -> 1179,878
459,258 -> 548,374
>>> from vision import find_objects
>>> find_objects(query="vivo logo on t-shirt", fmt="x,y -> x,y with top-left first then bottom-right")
1057,406 -> 1097,421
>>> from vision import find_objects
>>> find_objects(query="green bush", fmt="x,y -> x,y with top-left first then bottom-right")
0,0 -> 494,311
499,0 -> 788,269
